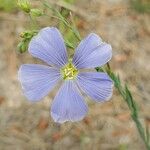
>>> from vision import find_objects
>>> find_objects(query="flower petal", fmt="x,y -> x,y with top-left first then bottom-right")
51,80 -> 88,123
77,72 -> 113,102
73,33 -> 112,69
28,27 -> 68,68
18,64 -> 61,101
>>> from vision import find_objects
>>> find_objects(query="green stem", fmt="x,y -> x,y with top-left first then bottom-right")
103,68 -> 150,150
43,1 -> 81,41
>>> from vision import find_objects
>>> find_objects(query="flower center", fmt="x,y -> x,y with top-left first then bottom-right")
61,61 -> 78,80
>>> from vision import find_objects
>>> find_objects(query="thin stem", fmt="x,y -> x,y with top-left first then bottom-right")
103,68 -> 150,150
43,1 -> 81,41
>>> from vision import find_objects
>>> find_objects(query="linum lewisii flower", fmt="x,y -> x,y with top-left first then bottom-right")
18,27 -> 113,123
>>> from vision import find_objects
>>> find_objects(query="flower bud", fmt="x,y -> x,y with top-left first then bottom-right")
18,30 -> 38,53
20,30 -> 37,39
17,41 -> 27,53
17,0 -> 30,13
30,9 -> 43,17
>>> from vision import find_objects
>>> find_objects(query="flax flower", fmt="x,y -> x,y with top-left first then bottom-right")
18,27 -> 113,123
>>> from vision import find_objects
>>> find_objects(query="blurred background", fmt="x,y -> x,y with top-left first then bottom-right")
0,0 -> 150,149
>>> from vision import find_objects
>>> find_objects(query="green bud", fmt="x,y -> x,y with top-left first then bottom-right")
17,0 -> 30,13
17,41 -> 28,53
18,30 -> 38,53
30,9 -> 43,17
20,30 -> 38,39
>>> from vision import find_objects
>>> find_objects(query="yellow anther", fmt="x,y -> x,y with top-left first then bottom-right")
61,62 -> 78,80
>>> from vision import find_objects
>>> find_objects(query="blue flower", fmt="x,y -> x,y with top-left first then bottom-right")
18,27 -> 113,123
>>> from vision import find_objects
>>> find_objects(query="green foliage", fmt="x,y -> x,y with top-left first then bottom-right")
130,0 -> 150,13
0,0 -> 17,12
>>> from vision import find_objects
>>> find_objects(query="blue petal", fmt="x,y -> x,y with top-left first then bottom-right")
77,72 -> 113,102
73,33 -> 112,69
29,27 -> 68,68
18,64 -> 61,101
51,80 -> 88,123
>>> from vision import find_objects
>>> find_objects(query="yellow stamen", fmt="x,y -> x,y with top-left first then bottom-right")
61,60 -> 78,80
